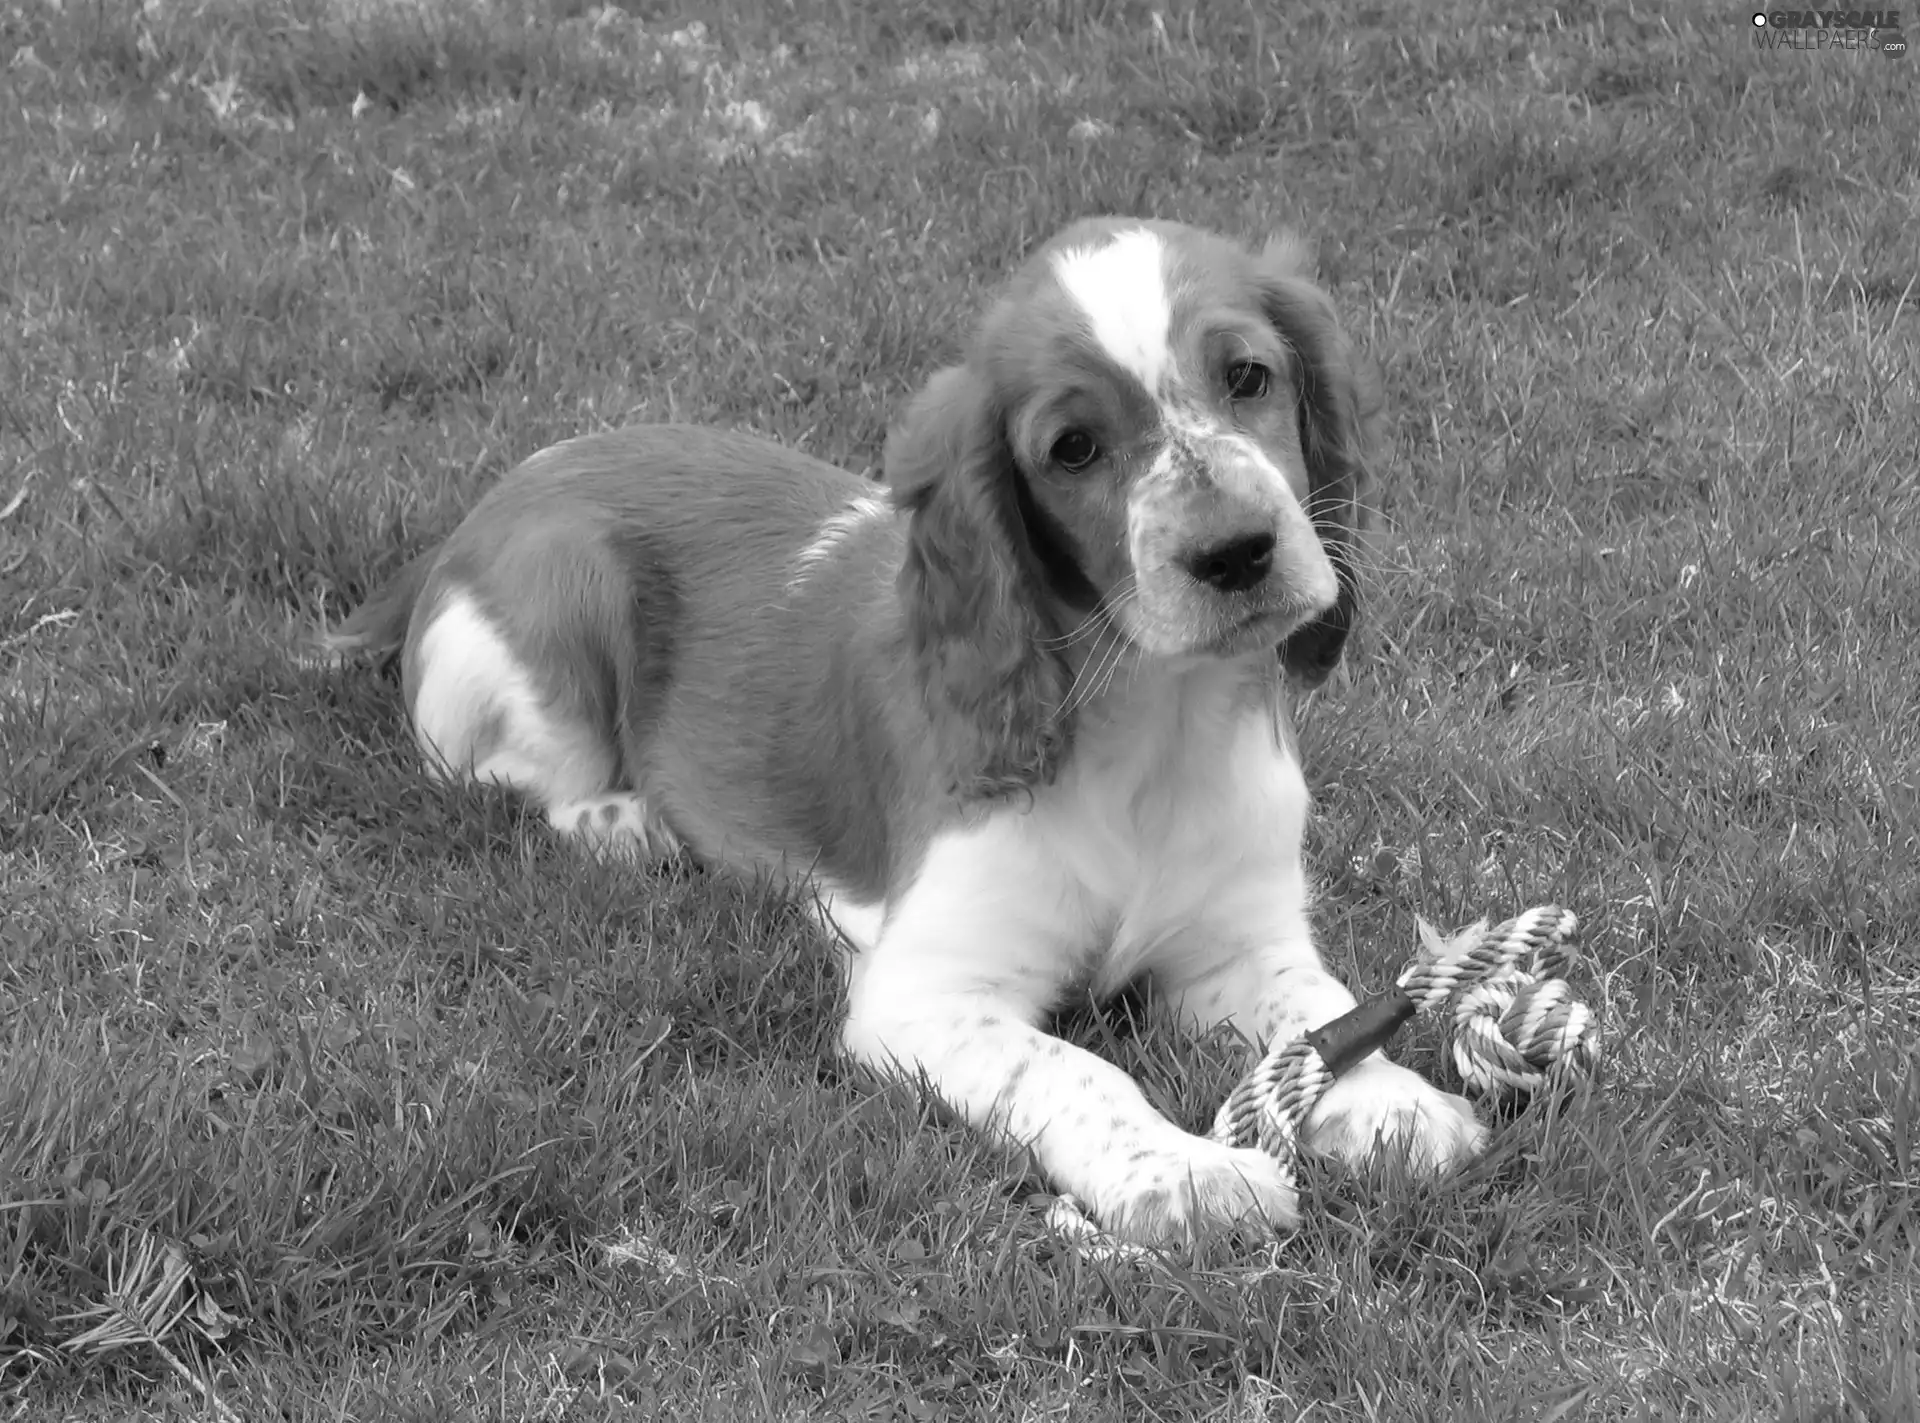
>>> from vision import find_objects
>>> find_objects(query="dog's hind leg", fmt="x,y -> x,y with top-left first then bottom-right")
408,588 -> 679,860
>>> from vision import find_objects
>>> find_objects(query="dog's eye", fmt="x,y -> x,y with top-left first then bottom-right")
1226,361 -> 1270,401
1051,430 -> 1099,471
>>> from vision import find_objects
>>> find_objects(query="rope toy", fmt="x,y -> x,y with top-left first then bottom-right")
1212,904 -> 1596,1158
1046,906 -> 1597,1259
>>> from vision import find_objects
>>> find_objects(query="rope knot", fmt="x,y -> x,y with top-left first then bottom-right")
1406,906 -> 1597,1102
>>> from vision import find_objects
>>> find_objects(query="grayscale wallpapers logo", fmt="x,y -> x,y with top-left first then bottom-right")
1749,9 -> 1908,54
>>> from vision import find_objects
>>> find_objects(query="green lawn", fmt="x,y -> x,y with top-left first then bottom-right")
2,1 -> 1916,1417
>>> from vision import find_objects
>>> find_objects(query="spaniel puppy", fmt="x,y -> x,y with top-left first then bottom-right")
328,218 -> 1484,1244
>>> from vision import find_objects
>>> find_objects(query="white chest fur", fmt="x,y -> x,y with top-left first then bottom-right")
1033,661 -> 1310,994
856,659 -> 1312,1004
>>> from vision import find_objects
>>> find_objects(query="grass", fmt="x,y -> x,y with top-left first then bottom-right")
2,0 -> 1917,1416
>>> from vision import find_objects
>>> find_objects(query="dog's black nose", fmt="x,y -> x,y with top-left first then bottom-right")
1184,532 -> 1276,593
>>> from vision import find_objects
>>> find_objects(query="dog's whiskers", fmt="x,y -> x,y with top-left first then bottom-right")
1058,606 -> 1136,720
1039,576 -> 1138,653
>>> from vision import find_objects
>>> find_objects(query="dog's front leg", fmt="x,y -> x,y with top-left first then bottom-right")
841,914 -> 1297,1246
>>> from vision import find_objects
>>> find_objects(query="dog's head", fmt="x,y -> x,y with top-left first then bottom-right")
888,219 -> 1381,800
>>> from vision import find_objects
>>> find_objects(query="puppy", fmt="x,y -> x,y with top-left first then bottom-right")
328,219 -> 1484,1244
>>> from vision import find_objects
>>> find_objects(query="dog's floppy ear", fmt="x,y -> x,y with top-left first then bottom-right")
1253,236 -> 1383,686
888,364 -> 1072,801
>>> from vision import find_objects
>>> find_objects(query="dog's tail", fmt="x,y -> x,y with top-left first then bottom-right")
318,549 -> 436,660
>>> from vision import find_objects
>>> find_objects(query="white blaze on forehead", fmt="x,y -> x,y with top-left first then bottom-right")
1050,228 -> 1174,394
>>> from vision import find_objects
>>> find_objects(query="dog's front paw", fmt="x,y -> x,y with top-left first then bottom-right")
1094,1134 -> 1300,1245
1304,1058 -> 1485,1175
